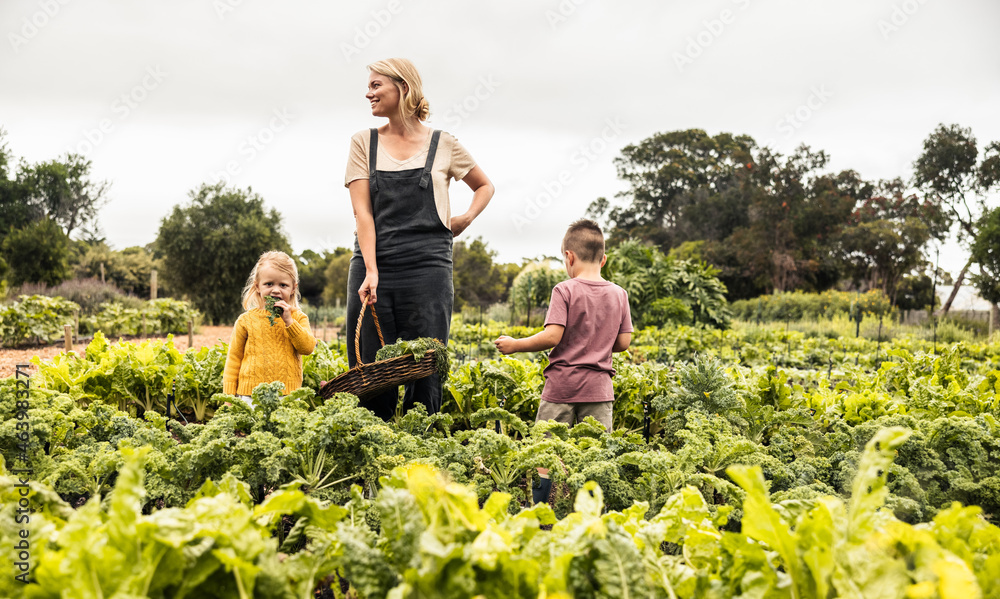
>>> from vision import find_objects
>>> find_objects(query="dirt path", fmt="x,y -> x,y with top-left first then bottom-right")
0,326 -> 234,379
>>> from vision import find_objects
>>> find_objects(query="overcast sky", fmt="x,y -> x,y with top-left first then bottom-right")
2,0 -> 999,277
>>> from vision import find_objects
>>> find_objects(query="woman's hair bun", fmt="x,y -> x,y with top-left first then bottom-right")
415,97 -> 430,121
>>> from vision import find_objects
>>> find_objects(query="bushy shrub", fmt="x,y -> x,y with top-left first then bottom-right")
13,278 -> 142,315
0,294 -> 80,346
81,298 -> 200,337
731,289 -> 894,322
646,297 -> 693,327
147,297 -> 200,333
604,239 -> 732,329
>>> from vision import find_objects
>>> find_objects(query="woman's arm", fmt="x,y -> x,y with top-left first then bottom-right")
349,179 -> 379,304
495,324 -> 564,354
451,165 -> 494,237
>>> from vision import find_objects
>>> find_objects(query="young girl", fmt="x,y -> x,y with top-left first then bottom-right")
223,251 -> 317,400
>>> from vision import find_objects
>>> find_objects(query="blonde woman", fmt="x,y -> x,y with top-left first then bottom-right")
344,58 -> 495,420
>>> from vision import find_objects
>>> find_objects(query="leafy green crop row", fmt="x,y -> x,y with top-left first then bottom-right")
7,336 -> 1000,524
0,294 -> 201,347
2,428 -> 997,598
5,323 -> 1000,596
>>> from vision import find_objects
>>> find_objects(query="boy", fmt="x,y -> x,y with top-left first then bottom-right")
495,219 -> 632,504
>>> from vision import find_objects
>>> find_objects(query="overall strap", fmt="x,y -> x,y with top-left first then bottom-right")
419,130 -> 442,189
368,128 -> 379,194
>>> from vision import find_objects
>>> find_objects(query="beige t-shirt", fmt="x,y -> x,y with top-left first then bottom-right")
344,129 -> 476,230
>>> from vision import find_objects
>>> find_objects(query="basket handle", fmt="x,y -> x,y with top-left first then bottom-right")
355,299 -> 386,365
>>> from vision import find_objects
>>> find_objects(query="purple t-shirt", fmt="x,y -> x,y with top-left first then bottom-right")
542,278 -> 633,403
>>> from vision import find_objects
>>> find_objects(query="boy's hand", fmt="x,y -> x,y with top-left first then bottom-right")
494,335 -> 517,355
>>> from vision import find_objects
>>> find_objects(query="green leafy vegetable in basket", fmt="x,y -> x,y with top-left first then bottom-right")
376,337 -> 450,379
264,295 -> 283,326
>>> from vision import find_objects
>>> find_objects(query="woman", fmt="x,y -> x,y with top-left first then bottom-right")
344,58 -> 495,420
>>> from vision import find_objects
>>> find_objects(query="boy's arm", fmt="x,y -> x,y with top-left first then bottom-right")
495,324 -> 564,354
612,332 -> 631,352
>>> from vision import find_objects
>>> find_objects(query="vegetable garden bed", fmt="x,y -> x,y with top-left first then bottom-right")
2,320 -> 999,597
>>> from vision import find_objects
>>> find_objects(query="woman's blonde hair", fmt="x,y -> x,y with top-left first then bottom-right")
368,58 -> 430,126
240,250 -> 301,311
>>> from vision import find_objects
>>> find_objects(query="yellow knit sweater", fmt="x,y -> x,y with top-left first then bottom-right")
223,309 -> 317,396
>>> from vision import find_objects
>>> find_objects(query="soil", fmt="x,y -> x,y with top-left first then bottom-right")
0,325 -> 234,379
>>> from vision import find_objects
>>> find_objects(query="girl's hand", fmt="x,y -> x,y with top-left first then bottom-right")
273,299 -> 293,327
359,270 -> 378,305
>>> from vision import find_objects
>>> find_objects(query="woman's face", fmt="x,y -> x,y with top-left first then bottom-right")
256,263 -> 295,305
366,71 -> 404,118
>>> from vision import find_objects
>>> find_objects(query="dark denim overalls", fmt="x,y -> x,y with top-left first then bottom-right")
346,128 -> 453,420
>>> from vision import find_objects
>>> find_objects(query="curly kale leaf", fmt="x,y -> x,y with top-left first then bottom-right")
376,337 -> 450,380
264,295 -> 283,326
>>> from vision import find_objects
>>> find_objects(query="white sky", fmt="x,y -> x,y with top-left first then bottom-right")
2,0 -> 999,277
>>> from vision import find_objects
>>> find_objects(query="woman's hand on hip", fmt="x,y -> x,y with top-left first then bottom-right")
359,270 -> 378,305
451,212 -> 473,237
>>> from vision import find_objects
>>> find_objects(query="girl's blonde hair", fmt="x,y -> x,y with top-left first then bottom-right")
240,250 -> 301,311
368,58 -> 430,126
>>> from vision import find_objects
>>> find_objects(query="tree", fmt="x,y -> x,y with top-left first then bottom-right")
155,182 -> 291,324
591,131 -> 861,299
71,241 -> 163,297
836,179 -> 948,304
913,124 -> 1000,315
589,128 -> 755,249
1,218 -> 70,286
452,237 -> 516,312
18,153 -> 110,238
321,248 -> 352,307
296,249 -> 338,306
969,207 -> 1000,328
895,273 -> 938,313
0,129 -> 37,245
700,147 -> 858,297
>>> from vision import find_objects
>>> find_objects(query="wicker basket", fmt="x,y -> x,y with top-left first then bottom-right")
318,301 -> 438,401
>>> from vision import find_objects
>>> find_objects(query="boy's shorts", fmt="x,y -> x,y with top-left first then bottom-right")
536,400 -> 612,433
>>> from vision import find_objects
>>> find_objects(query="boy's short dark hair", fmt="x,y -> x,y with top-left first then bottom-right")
562,219 -> 605,263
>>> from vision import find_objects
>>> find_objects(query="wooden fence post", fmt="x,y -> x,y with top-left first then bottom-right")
188,319 -> 194,349
151,269 -> 158,300
64,325 -> 73,353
